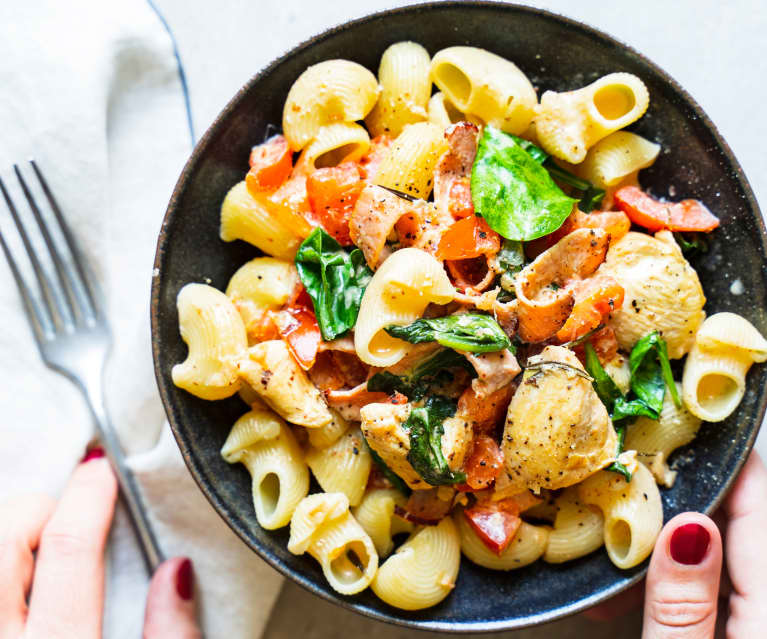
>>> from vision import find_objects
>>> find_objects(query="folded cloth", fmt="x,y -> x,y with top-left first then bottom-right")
0,1 -> 283,637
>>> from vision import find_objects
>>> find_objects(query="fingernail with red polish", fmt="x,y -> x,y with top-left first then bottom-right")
670,523 -> 710,565
176,558 -> 194,601
81,446 -> 105,463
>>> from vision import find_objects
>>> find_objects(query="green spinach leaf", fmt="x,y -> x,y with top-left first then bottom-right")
674,232 -> 709,256
404,396 -> 465,486
294,228 -> 373,341
630,332 -> 681,409
471,126 -> 577,241
385,313 -> 511,353
366,349 -> 474,401
606,426 -> 632,481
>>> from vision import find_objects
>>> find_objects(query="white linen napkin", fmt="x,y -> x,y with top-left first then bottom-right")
0,1 -> 283,637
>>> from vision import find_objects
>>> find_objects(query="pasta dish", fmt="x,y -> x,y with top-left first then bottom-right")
169,43 -> 767,610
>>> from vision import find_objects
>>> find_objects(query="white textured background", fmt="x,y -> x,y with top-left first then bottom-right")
150,0 -> 767,636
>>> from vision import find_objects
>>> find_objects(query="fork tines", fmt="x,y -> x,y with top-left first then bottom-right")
0,161 -> 98,340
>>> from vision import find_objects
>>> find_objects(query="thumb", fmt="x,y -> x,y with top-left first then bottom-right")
143,557 -> 202,639
642,512 -> 722,639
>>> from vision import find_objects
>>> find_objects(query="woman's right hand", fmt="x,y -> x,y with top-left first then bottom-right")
642,451 -> 767,637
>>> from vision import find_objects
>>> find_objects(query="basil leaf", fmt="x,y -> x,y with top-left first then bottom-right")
294,228 -> 373,340
385,313 -> 511,353
404,396 -> 465,486
365,442 -> 411,495
471,126 -> 577,241
630,332 -> 681,409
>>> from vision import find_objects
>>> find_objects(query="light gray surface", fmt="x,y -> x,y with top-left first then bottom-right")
152,0 -> 767,635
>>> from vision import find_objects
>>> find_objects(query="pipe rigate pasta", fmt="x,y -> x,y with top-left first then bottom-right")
282,60 -> 379,151
295,122 -> 371,173
352,488 -> 414,557
306,426 -> 372,507
366,41 -> 431,138
354,247 -> 455,367
578,462 -> 663,569
221,408 -> 309,529
219,181 -> 303,260
288,493 -> 378,595
373,122 -> 448,200
371,517 -> 460,610
682,313 -> 767,422
171,283 -> 247,400
456,511 -> 550,571
626,382 -> 701,487
575,131 -> 660,189
306,409 -> 349,449
238,340 -> 332,427
430,46 -> 536,134
535,72 -> 649,163
543,488 -> 604,564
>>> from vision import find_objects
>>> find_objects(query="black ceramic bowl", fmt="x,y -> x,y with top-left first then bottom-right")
151,2 -> 767,632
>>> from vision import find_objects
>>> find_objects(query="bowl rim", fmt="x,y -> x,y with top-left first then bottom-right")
151,0 -> 767,632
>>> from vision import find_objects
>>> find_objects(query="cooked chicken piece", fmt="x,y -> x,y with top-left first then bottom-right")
501,345 -> 617,493
598,230 -> 705,359
461,349 -> 521,397
238,340 -> 332,427
360,401 -> 471,490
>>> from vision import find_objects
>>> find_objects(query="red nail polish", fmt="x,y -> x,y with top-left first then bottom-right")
176,558 -> 194,601
670,523 -> 710,565
81,446 -> 105,463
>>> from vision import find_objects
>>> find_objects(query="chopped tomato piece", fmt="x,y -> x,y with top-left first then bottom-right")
459,435 -> 504,491
257,173 -> 318,237
504,491 -> 543,514
457,385 -> 514,435
286,283 -> 313,309
358,135 -> 392,181
398,488 -> 452,524
306,162 -> 364,245
445,256 -> 493,292
614,186 -> 720,232
247,310 -> 279,342
463,500 -> 522,555
274,306 -> 321,370
437,215 -> 501,261
525,208 -> 630,259
246,135 -> 293,192
448,177 -> 475,219
556,276 -> 625,343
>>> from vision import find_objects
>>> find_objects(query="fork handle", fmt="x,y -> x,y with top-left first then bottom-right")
80,374 -> 165,573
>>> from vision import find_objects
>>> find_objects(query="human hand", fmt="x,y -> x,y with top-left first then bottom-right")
588,451 -> 767,637
0,448 -> 201,639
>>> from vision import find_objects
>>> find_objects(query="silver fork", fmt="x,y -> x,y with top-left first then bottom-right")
0,160 -> 163,573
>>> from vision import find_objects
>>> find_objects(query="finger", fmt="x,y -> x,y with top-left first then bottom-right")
722,451 -> 767,636
143,557 -> 201,639
0,494 -> 56,639
584,581 -> 644,621
642,512 -> 722,639
25,451 -> 117,639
